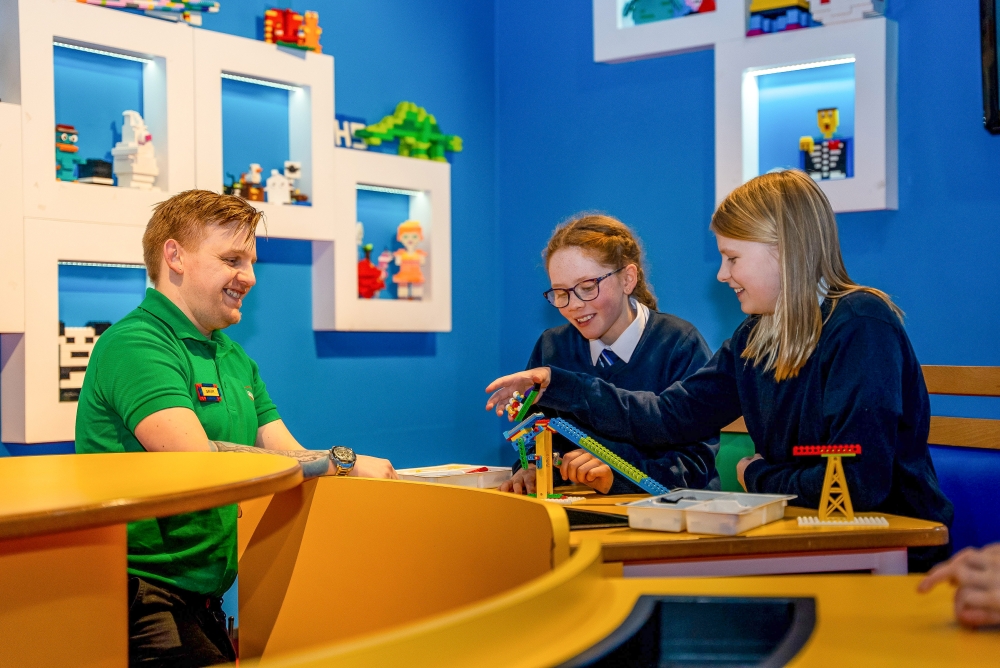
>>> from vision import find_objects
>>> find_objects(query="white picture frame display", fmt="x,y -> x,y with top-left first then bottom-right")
3,0 -> 197,227
593,0 -> 745,63
715,17 -> 898,212
192,28 -> 336,241
314,149 -> 452,333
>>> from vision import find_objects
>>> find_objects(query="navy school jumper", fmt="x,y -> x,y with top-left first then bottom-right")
541,293 -> 954,560
517,311 -> 721,494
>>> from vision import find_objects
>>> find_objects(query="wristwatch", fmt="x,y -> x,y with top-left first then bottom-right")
330,446 -> 356,476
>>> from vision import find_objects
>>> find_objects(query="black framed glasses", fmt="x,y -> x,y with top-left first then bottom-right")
542,267 -> 625,308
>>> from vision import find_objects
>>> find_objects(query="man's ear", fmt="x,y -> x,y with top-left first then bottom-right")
163,239 -> 184,277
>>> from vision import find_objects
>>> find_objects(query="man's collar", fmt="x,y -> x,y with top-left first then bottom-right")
139,288 -> 223,344
589,299 -> 649,366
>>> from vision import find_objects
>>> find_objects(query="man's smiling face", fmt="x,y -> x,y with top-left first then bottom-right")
176,223 -> 257,335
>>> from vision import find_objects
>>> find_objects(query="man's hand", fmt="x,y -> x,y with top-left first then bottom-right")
736,454 -> 764,491
499,466 -> 536,495
559,449 -> 614,494
349,454 -> 398,480
918,544 -> 1000,628
485,368 -> 552,418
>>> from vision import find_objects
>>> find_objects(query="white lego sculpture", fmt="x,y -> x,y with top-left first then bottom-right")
265,169 -> 291,204
111,110 -> 159,189
809,0 -> 884,25
59,324 -> 106,402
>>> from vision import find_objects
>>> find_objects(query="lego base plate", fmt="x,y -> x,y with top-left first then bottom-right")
797,516 -> 889,527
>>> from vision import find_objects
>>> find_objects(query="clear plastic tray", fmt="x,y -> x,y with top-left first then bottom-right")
625,490 -> 796,535
396,464 -> 512,489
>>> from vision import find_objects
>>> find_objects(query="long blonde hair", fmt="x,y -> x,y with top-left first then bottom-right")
544,213 -> 658,310
710,170 -> 902,381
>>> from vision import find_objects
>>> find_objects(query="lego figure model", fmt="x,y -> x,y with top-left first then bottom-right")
809,0 -> 884,25
55,124 -> 85,181
377,248 -> 393,277
112,110 -> 159,189
264,8 -> 322,53
265,168 -> 291,205
354,101 -> 463,162
621,0 -> 715,25
242,163 -> 265,201
358,244 -> 386,299
283,161 -> 309,204
746,0 -> 820,36
59,321 -> 111,402
392,220 -> 427,300
799,107 -> 853,181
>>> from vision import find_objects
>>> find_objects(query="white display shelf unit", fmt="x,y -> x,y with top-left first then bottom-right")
1,219 -> 145,444
192,28 -> 336,241
0,102 -> 26,334
314,149 -> 452,333
715,16 -> 897,212
593,0 -> 745,63
0,0 -> 197,226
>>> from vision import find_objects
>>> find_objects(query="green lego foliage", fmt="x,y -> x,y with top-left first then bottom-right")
354,101 -> 463,162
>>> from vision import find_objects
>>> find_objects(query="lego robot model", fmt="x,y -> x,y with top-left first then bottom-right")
799,108 -> 853,181
112,110 -> 159,189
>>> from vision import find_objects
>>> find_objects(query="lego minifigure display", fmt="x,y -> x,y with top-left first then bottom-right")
799,107 -> 853,181
55,124 -> 85,181
111,110 -> 159,189
392,220 -> 428,300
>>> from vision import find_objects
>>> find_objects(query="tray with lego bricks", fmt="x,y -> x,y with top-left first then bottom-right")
396,464 -> 513,489
625,489 -> 796,536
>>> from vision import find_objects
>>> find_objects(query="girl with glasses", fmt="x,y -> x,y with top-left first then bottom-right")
492,213 -> 720,496
487,172 -> 952,571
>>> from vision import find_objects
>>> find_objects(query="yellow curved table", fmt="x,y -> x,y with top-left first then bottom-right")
0,452 -> 302,668
246,538 -> 994,667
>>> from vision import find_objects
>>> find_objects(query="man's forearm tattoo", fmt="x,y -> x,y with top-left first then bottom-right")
211,441 -> 333,478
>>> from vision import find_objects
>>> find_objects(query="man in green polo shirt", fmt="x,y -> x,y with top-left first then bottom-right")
76,190 -> 397,667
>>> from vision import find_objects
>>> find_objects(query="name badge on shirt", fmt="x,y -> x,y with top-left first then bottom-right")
196,383 -> 221,403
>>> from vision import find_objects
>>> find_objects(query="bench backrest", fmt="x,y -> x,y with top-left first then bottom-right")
722,365 -> 1000,451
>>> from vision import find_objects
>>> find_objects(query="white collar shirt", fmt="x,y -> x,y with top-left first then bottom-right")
589,299 -> 649,367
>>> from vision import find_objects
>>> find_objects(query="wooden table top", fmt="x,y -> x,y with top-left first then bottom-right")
563,490 -> 949,562
0,452 -> 302,540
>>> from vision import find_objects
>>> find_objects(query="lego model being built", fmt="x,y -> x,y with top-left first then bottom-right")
792,444 -> 888,527
799,107 -> 853,181
502,385 -> 671,501
354,102 -> 463,162
59,321 -> 111,402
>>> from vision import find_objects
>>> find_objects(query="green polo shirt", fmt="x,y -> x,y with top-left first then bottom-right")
75,288 -> 280,596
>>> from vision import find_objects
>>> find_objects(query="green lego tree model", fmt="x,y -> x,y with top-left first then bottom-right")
354,101 -> 463,162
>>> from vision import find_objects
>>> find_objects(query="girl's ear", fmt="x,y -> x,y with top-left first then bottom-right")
622,264 -> 638,295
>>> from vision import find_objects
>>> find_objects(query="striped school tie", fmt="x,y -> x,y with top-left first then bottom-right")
598,348 -> 619,368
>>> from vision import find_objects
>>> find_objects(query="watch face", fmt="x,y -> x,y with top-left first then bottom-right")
332,446 -> 356,466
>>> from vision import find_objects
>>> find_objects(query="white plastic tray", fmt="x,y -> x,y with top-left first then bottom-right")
625,490 -> 796,535
396,464 -> 512,489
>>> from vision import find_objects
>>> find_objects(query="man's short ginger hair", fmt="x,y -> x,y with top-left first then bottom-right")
143,190 -> 264,282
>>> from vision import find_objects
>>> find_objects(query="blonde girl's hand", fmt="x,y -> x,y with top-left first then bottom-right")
499,466 -> 537,495
484,368 -> 552,418
559,449 -> 614,494
918,544 -> 1000,628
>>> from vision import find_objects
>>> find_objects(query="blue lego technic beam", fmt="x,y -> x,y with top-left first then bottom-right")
546,418 -> 670,496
